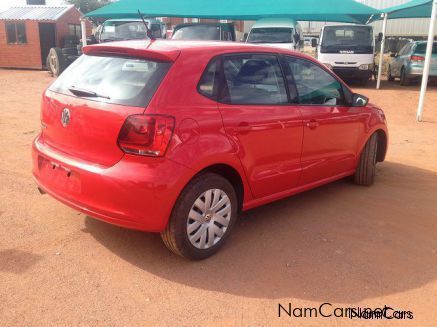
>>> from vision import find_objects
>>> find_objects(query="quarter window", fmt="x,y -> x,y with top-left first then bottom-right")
198,58 -> 220,100
220,54 -> 288,105
6,22 -> 27,44
284,57 -> 345,106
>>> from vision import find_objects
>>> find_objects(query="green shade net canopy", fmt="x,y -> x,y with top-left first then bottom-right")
85,0 -> 380,24
381,0 -> 433,19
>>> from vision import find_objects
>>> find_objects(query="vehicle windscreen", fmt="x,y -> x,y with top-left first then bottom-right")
414,43 -> 437,54
247,28 -> 293,44
321,26 -> 373,54
172,25 -> 220,40
49,55 -> 171,107
100,21 -> 148,42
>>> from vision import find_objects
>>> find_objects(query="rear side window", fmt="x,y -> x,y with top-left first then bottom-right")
220,54 -> 288,105
50,55 -> 171,107
284,57 -> 345,106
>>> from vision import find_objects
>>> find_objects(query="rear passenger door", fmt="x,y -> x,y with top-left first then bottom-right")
282,56 -> 364,186
217,53 -> 304,199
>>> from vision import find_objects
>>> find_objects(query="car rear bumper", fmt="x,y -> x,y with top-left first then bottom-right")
32,135 -> 193,232
406,65 -> 437,78
333,67 -> 373,80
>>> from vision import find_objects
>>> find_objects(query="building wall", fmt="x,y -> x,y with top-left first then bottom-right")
0,7 -> 92,69
55,7 -> 92,47
0,20 -> 42,69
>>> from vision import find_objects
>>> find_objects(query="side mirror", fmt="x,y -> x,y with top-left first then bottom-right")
352,93 -> 369,107
377,32 -> 383,43
311,38 -> 318,47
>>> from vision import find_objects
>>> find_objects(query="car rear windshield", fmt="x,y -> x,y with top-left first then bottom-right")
49,55 -> 171,107
247,28 -> 293,44
415,43 -> 437,54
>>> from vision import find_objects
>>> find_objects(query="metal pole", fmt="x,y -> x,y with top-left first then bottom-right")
417,0 -> 437,122
377,13 -> 388,89
80,18 -> 87,47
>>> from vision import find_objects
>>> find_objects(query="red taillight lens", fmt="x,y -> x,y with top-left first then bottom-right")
410,55 -> 425,62
118,115 -> 175,157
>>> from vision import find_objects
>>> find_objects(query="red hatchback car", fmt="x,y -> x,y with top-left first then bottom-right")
33,40 -> 388,260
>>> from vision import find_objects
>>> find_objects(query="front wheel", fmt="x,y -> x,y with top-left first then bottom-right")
161,173 -> 238,260
354,133 -> 378,186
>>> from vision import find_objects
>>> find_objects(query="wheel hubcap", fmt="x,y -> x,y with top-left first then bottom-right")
187,189 -> 231,250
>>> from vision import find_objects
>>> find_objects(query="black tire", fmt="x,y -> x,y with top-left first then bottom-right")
45,53 -> 53,75
400,67 -> 410,86
387,65 -> 395,82
354,133 -> 378,186
61,47 -> 78,56
161,173 -> 238,260
48,47 -> 67,77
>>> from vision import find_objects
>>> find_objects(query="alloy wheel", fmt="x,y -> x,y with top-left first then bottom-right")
186,189 -> 231,250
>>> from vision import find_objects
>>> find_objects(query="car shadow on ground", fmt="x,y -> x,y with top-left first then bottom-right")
83,162 -> 437,302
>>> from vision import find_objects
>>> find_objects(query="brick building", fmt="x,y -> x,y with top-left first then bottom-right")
0,2 -> 92,69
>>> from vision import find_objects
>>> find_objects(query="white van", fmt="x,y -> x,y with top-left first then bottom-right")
314,24 -> 381,85
246,18 -> 303,52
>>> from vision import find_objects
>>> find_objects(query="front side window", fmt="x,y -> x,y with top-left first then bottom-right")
220,54 -> 288,105
284,57 -> 345,106
50,55 -> 171,107
6,22 -> 27,44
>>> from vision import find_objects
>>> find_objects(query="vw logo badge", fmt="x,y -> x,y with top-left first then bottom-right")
61,108 -> 71,127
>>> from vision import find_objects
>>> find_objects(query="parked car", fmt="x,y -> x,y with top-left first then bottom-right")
388,41 -> 437,86
304,36 -> 318,47
33,40 -> 388,260
313,24 -> 381,85
246,18 -> 303,51
171,22 -> 236,41
47,18 -> 166,77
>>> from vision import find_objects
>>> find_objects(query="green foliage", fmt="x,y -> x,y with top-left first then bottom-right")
67,0 -> 112,14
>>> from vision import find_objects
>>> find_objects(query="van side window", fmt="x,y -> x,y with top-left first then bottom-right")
198,58 -> 220,100
220,54 -> 288,105
284,57 -> 345,106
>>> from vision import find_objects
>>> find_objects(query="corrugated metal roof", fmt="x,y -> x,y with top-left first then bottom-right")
0,5 -> 73,21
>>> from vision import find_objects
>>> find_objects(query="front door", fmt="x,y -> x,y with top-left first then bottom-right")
282,56 -> 365,186
218,54 -> 304,198
39,23 -> 56,68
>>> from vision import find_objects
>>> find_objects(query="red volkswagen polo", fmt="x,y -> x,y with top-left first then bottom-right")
33,40 -> 388,260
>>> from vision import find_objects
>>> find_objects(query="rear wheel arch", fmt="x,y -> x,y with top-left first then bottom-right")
194,164 -> 245,212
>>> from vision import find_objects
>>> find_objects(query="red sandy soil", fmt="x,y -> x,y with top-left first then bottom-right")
0,69 -> 436,326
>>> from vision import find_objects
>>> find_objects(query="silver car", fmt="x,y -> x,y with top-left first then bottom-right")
388,41 -> 437,86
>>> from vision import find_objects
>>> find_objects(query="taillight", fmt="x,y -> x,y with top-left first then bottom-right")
410,55 -> 425,62
117,115 -> 175,157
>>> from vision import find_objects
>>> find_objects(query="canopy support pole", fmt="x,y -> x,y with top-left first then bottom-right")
377,13 -> 388,89
417,0 -> 437,122
81,18 -> 87,47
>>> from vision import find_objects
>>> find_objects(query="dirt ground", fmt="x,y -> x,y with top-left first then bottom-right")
1,69 -> 437,326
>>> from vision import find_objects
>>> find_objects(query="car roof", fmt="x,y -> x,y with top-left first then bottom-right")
83,39 -> 315,62
252,18 -> 299,28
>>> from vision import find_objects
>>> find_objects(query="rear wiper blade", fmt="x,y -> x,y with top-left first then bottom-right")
68,86 -> 110,99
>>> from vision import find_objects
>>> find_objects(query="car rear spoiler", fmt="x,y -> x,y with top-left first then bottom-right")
83,41 -> 180,62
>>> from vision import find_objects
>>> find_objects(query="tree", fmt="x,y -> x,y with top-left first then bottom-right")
67,0 -> 112,14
